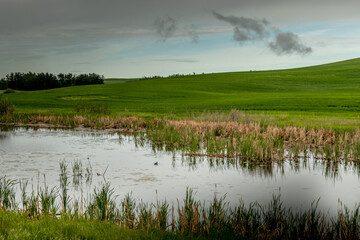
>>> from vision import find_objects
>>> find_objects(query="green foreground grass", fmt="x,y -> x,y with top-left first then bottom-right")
2,58 -> 360,129
0,211 -> 190,240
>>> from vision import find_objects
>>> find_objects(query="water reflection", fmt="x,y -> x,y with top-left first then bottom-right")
1,126 -> 360,181
1,126 -> 360,217
125,131 -> 360,180
169,153 -> 360,181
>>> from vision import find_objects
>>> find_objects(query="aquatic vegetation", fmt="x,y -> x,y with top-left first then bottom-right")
0,173 -> 360,239
72,159 -> 82,177
39,186 -> 58,216
143,118 -> 360,163
59,161 -> 70,213
0,176 -> 16,210
19,179 -> 29,211
3,113 -> 360,163
120,193 -> 136,228
85,160 -> 93,185
86,182 -> 116,222
72,159 -> 83,189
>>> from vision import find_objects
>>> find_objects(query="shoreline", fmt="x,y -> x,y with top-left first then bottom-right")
2,114 -> 360,162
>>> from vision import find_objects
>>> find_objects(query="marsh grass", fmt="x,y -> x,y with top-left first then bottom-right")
72,159 -> 82,177
85,160 -> 93,185
59,161 -> 70,213
39,186 -> 58,216
3,113 -> 360,163
0,176 -> 16,210
0,95 -> 14,115
72,159 -> 83,189
87,182 -> 116,222
1,174 -> 360,239
19,179 -> 28,211
142,118 -> 360,163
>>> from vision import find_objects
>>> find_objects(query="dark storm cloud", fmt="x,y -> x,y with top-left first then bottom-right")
154,16 -> 178,41
213,11 -> 312,55
213,11 -> 269,43
154,17 -> 200,43
269,32 -> 312,55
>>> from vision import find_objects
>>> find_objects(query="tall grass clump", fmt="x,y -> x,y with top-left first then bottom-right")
72,159 -> 83,189
0,95 -> 14,115
86,182 -> 117,222
177,188 -> 200,234
0,176 -> 16,210
59,161 -> 70,213
120,193 -> 137,228
19,179 -> 29,211
333,205 -> 360,239
39,186 -> 58,216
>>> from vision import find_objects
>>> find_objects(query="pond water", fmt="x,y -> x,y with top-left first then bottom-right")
0,127 -> 360,216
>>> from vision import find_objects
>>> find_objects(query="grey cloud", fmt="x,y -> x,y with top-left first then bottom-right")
0,0 -> 356,75
213,11 -> 269,43
154,17 -> 200,43
0,0 -> 359,37
154,16 -> 177,41
213,11 -> 312,55
269,32 -> 312,55
0,0 -> 357,41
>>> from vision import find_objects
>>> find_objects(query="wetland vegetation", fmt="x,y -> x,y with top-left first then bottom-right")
2,58 -> 360,239
1,169 -> 360,240
1,126 -> 360,239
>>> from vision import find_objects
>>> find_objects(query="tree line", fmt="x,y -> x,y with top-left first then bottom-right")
0,72 -> 104,91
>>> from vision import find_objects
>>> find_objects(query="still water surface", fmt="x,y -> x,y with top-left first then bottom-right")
0,127 -> 359,215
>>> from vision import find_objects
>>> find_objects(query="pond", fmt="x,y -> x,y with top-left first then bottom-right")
0,127 -> 360,216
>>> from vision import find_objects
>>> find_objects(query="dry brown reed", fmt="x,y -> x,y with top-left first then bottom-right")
3,113 -> 360,161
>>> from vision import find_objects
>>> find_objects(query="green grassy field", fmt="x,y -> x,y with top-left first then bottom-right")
2,58 -> 360,128
0,211 -> 194,240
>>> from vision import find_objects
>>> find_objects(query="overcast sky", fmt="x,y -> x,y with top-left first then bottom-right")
1,0 -> 360,78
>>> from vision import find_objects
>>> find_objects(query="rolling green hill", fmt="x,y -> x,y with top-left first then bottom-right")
3,58 -> 360,128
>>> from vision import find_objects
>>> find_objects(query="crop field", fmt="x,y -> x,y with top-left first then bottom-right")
2,58 -> 360,129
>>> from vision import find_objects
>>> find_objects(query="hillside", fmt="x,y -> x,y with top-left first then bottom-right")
3,58 -> 360,127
